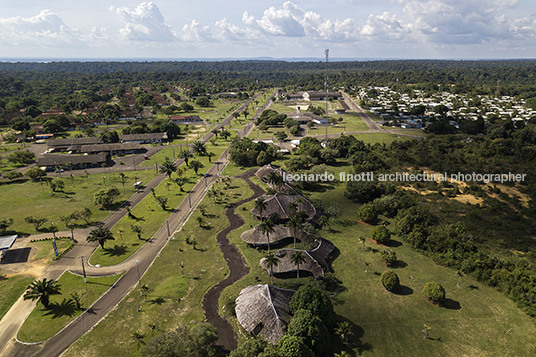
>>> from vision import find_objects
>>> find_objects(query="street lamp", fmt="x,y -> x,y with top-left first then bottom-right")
166,220 -> 170,240
80,256 -> 87,283
51,222 -> 58,257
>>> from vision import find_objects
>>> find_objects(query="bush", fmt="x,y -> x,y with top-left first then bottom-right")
289,285 -> 336,329
380,249 -> 397,267
357,203 -> 378,224
371,225 -> 391,245
422,282 -> 446,303
381,270 -> 400,291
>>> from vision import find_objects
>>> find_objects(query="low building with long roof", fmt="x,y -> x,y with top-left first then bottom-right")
251,194 -> 317,223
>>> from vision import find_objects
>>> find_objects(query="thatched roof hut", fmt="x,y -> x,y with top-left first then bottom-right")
260,238 -> 335,279
251,194 -> 317,222
235,284 -> 296,344
256,164 -> 293,192
240,225 -> 309,246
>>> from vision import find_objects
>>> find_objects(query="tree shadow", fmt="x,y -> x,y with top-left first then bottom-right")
385,239 -> 403,248
391,260 -> 408,268
336,219 -> 358,227
43,298 -> 78,318
331,316 -> 373,357
102,244 -> 128,257
149,297 -> 166,305
441,298 -> 461,310
393,285 -> 413,296
468,284 -> 479,290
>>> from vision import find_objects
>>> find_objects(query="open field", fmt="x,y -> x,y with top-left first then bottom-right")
63,179 -> 252,357
0,275 -> 35,321
89,146 -> 226,267
0,170 -> 156,235
17,272 -> 121,343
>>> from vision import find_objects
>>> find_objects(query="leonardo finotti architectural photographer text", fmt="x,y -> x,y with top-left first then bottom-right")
282,171 -> 526,184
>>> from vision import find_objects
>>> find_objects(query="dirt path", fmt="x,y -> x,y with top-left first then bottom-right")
202,170 -> 264,352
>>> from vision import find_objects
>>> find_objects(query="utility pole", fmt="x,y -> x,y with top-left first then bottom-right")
325,48 -> 329,142
80,256 -> 87,283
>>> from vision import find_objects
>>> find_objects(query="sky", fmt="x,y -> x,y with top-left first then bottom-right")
0,0 -> 535,60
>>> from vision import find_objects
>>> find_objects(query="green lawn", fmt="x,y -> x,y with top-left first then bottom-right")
0,275 -> 35,321
31,238 -> 74,261
17,272 -> 121,343
89,147 -> 226,267
0,170 -> 155,235
63,179 -> 253,357
219,159 -> 536,356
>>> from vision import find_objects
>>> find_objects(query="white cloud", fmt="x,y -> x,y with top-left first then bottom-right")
111,2 -> 176,42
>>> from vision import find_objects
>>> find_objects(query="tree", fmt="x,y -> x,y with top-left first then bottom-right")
131,224 -> 143,239
289,284 -> 336,329
189,160 -> 204,175
381,270 -> 400,292
24,167 -> 47,181
358,235 -> 366,250
254,197 -> 267,218
23,278 -> 62,309
25,216 -> 48,231
371,225 -> 391,245
259,219 -> 275,252
93,187 -> 121,208
357,203 -> 378,224
456,270 -> 464,288
179,149 -> 193,166
220,129 -> 232,141
87,226 -> 115,249
288,215 -> 303,248
275,131 -> 288,142
191,141 -> 207,156
4,171 -> 23,181
8,150 -> 35,165
119,172 -> 128,191
50,178 -> 65,192
74,207 -> 92,225
380,249 -> 397,267
117,228 -> 124,245
422,282 -> 446,304
286,309 -> 330,357
278,335 -> 315,357
155,196 -> 168,210
131,330 -> 145,353
264,252 -> 280,285
141,283 -> 150,302
291,251 -> 306,285
174,177 -> 187,192
207,151 -> 215,163
335,321 -> 354,346
0,218 -> 13,235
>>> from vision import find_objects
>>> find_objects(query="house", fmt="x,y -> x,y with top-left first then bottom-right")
119,132 -> 168,144
260,238 -> 334,279
303,91 -> 341,101
169,115 -> 205,125
235,284 -> 295,344
37,153 -> 108,171
79,142 -> 142,156
250,194 -> 317,223
255,164 -> 293,191
241,225 -> 311,247
287,112 -> 327,125
0,235 -> 18,261
47,137 -> 103,152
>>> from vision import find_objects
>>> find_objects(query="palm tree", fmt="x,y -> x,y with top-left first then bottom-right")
359,236 -> 366,250
335,321 -> 354,345
131,330 -> 145,352
191,140 -> 207,156
159,156 -> 177,179
288,215 -> 302,248
23,278 -> 62,309
119,172 -> 127,191
148,322 -> 157,337
207,151 -> 215,163
189,160 -> 204,175
140,283 -> 150,302
178,149 -> 193,166
267,171 -> 283,191
87,227 -> 115,249
174,177 -> 187,192
180,262 -> 186,277
290,251 -> 306,285
254,197 -> 267,219
258,219 -> 275,252
131,224 -> 143,239
117,228 -> 124,245
264,252 -> 280,285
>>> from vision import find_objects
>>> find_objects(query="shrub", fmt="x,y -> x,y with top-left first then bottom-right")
371,225 -> 391,245
381,249 -> 397,267
358,203 -> 378,224
422,282 -> 446,303
381,270 -> 400,291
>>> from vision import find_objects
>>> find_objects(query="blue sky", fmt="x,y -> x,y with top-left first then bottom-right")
0,0 -> 535,59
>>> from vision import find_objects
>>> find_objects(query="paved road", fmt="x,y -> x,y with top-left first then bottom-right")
0,91 -> 274,357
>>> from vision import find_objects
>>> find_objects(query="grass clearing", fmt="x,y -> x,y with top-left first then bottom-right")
17,272 -> 121,343
0,274 -> 35,320
63,179 -> 253,357
89,147 -> 226,266
0,170 -> 156,235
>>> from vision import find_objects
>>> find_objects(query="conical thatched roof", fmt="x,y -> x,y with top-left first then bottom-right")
240,225 -> 309,246
260,238 -> 335,279
235,284 -> 296,344
251,194 -> 316,222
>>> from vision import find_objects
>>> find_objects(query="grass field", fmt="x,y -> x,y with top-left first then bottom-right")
63,179 -> 253,357
218,159 -> 536,356
0,275 -> 35,321
17,272 -> 121,343
0,170 -> 156,235
89,147 -> 226,267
